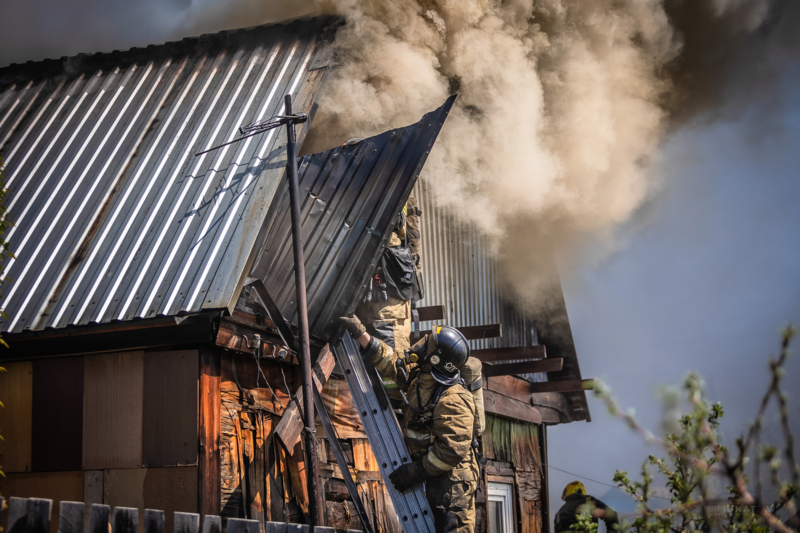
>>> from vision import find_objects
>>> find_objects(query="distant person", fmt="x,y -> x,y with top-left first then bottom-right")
554,481 -> 619,533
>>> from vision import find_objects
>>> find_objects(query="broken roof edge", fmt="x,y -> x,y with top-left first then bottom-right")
0,15 -> 343,84
532,267 -> 591,423
249,95 -> 458,343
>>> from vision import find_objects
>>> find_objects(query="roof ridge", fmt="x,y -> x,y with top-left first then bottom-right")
0,15 -> 340,82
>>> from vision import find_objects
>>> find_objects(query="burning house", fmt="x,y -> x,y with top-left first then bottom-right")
0,16 -> 590,533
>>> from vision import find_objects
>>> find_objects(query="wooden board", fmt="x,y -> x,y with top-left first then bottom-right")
275,345 -> 335,450
325,501 -> 362,531
84,470 -> 104,525
419,324 -> 501,340
486,375 -> 533,404
143,466 -> 198,533
0,471 -> 83,533
215,320 -> 295,362
103,467 -> 146,510
83,352 -> 144,469
199,348 -> 221,517
286,441 -> 309,520
0,361 -> 32,472
529,379 -> 593,394
483,390 -> 542,424
483,358 -> 563,378
472,345 -> 546,363
416,305 -> 446,322
486,375 -> 573,422
221,353 -> 294,402
143,350 -> 199,467
32,356 -> 84,471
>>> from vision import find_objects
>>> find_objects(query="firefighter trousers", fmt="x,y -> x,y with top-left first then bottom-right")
427,469 -> 477,533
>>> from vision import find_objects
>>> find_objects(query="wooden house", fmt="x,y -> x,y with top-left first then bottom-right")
0,16 -> 589,533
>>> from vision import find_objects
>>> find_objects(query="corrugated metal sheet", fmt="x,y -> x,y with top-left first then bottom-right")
0,18 -> 335,333
414,179 -> 590,420
250,96 -> 457,343
415,178 -> 538,352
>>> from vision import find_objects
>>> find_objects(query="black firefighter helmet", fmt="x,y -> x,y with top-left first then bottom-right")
428,326 -> 469,385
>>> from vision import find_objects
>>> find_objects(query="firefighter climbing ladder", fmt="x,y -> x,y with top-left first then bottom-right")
333,333 -> 436,533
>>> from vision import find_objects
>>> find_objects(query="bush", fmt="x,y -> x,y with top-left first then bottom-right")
574,326 -> 798,533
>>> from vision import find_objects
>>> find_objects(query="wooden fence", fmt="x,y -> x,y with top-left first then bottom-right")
0,498 -> 360,533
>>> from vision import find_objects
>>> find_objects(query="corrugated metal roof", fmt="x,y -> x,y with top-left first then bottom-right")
0,18 -> 335,333
249,96 -> 457,344
414,178 -> 590,421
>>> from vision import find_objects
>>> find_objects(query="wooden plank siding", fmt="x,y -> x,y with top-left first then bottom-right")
483,390 -> 542,425
143,351 -> 199,467
0,471 -> 84,533
104,468 -> 147,510
486,375 -> 571,424
144,467 -> 199,533
83,352 -> 144,469
104,467 -> 199,533
0,361 -> 33,472
199,348 -> 221,518
32,357 -> 84,472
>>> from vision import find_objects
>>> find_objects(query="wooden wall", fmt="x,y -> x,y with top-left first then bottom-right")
217,353 -> 405,532
32,357 -> 84,471
0,361 -> 32,472
0,349 -> 200,527
479,414 -> 545,533
83,352 -> 145,469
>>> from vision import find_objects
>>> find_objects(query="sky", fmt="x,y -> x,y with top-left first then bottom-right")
549,84 -> 800,524
2,1 -> 800,530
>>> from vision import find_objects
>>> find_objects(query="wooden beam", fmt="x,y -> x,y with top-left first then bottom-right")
274,345 -> 335,451
529,379 -> 594,394
483,358 -> 563,378
416,305 -> 446,322
530,391 -> 573,415
482,390 -> 541,424
485,375 -> 533,404
419,323 -> 502,340
472,345 -> 546,363
198,347 -> 221,518
485,375 -> 576,422
1,314 -> 216,360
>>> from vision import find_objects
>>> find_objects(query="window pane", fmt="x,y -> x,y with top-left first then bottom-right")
489,500 -> 504,533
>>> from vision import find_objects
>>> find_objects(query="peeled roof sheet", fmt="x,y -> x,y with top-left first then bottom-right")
251,96 -> 456,343
0,18 -> 334,333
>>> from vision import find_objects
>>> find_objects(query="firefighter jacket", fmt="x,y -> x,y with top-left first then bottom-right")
365,336 -> 479,480
554,494 -> 619,533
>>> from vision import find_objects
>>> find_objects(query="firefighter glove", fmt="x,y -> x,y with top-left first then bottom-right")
339,315 -> 367,339
389,460 -> 431,492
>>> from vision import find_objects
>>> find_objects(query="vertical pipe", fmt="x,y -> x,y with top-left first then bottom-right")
284,94 -> 322,528
540,424 -> 551,533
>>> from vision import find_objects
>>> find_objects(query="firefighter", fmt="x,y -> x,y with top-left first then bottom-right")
339,316 -> 478,533
554,481 -> 619,533
356,196 -> 423,403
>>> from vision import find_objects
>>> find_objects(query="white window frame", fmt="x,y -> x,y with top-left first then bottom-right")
488,481 -> 515,533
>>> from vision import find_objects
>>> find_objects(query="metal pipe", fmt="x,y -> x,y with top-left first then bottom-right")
284,93 -> 322,528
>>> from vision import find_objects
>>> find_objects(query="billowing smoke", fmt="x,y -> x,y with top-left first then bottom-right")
2,0 -> 798,307
299,0 -> 798,304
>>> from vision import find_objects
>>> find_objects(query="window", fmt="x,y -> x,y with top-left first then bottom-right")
488,481 -> 515,533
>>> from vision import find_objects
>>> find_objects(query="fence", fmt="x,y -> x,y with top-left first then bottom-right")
0,498 -> 360,533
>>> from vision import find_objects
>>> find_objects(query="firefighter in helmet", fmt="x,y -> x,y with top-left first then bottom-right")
554,481 -> 619,533
340,316 -> 478,533
356,197 -> 423,406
